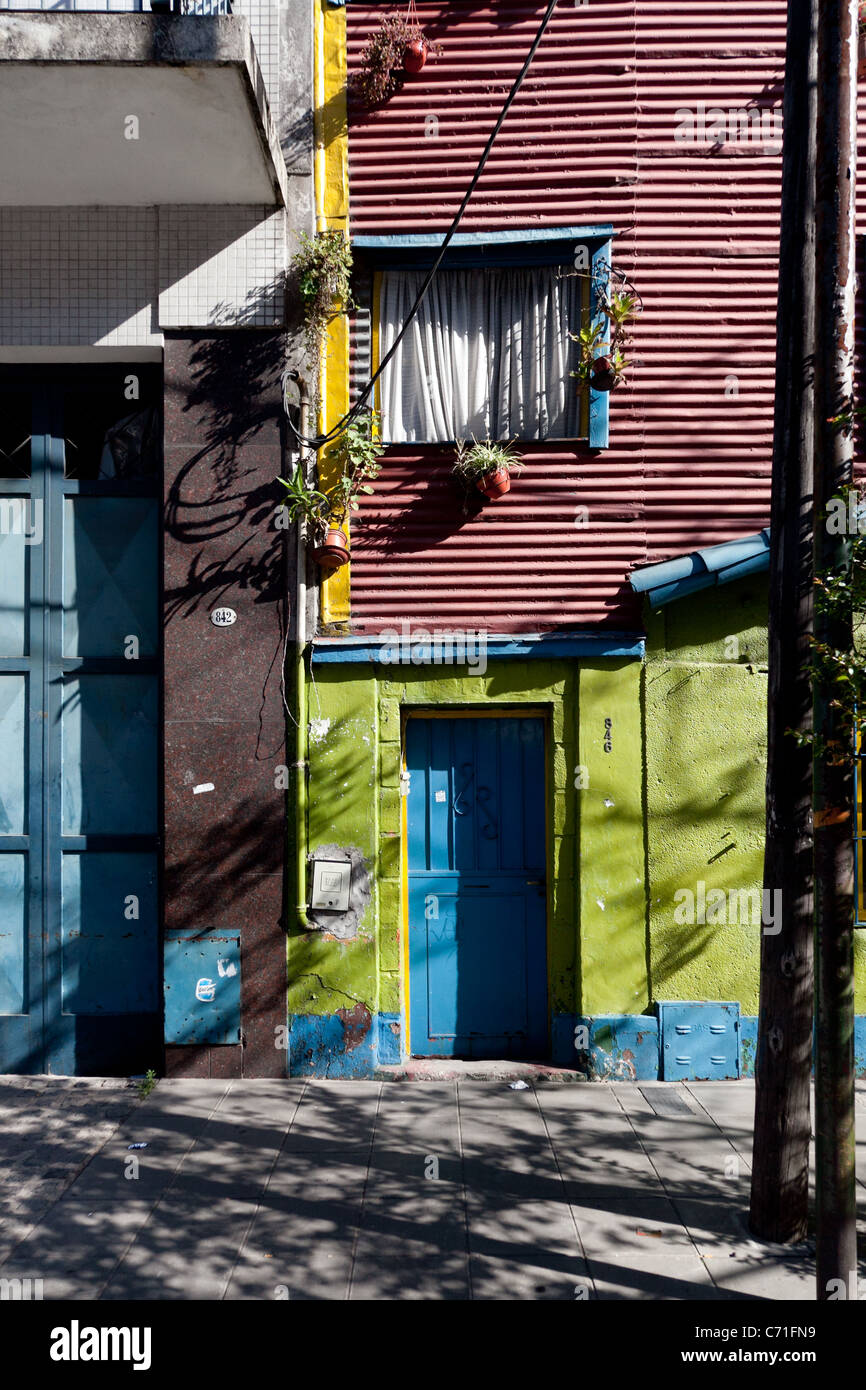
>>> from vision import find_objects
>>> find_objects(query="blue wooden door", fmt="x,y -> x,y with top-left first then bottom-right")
406,715 -> 548,1058
0,368 -> 161,1074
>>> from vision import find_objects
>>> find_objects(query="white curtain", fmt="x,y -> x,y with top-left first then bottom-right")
377,266 -> 581,442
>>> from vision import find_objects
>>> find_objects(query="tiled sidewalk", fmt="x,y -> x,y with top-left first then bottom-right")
1,1077 -> 864,1300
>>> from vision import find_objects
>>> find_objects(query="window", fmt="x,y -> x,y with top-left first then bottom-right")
355,228 -> 613,448
378,264 -> 580,442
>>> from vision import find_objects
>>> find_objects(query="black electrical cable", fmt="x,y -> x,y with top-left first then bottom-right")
287,0 -> 561,451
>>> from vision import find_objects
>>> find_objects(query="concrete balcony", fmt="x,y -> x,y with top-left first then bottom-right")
0,11 -> 287,205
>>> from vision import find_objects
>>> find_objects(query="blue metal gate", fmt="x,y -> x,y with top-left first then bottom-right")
405,714 -> 548,1058
0,367 -> 161,1074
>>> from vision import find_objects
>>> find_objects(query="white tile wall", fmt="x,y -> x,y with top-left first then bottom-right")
233,0 -> 281,127
157,206 -> 286,329
0,205 -> 286,345
0,207 -> 160,346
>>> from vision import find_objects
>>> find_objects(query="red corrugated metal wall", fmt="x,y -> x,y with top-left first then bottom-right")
344,0 -> 791,634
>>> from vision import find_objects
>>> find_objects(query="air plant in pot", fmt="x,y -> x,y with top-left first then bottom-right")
354,1 -> 441,107
571,288 -> 638,394
452,437 -> 524,501
277,412 -> 383,571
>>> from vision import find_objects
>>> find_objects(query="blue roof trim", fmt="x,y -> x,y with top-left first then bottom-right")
352,226 -> 615,249
312,631 -> 645,663
630,528 -> 770,608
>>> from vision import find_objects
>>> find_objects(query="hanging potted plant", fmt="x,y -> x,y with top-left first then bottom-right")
277,412 -> 384,571
571,288 -> 638,394
452,438 -> 524,501
277,465 -> 344,568
402,0 -> 429,72
354,3 -> 441,107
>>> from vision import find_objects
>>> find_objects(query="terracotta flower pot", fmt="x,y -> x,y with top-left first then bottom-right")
404,38 -> 428,73
589,355 -> 618,392
312,527 -> 349,570
476,466 -> 511,499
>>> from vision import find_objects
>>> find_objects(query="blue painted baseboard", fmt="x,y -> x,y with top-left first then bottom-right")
288,1012 -> 401,1078
552,1013 -> 660,1080
288,1011 -> 866,1079
739,1015 -> 866,1079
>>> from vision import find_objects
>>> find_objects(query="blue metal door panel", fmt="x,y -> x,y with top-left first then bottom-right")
406,716 -> 548,1058
164,933 -> 241,1044
0,368 -> 161,1075
61,853 -> 159,1014
658,1001 -> 740,1080
0,855 -> 26,1015
63,497 -> 158,658
61,675 -> 158,835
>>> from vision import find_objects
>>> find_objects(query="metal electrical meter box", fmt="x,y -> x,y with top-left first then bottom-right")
163,932 -> 241,1044
310,860 -> 352,912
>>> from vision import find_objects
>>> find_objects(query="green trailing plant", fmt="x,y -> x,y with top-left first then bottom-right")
571,285 -> 639,389
290,230 -> 354,386
320,411 -> 384,527
277,411 -> 383,543
451,437 -> 523,483
278,462 -> 331,541
788,481 -> 866,765
353,11 -> 441,107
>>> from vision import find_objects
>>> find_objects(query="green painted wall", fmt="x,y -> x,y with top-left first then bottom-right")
642,574 -> 866,1013
578,660 -> 648,1014
289,657 -> 650,1031
643,578 -> 769,1012
289,593 -> 866,1046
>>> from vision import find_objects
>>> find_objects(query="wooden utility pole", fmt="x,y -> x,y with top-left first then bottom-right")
749,0 -> 817,1245
812,0 -> 858,1300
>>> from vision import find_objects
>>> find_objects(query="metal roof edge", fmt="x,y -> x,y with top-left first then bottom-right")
630,528 -> 771,608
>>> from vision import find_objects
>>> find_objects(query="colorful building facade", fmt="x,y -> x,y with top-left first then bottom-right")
286,0 -> 866,1079
1,0 -> 864,1080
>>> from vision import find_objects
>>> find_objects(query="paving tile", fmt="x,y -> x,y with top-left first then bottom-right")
465,1189 -> 586,1301
0,1199 -> 158,1299
227,1157 -> 367,1301
101,1195 -> 259,1300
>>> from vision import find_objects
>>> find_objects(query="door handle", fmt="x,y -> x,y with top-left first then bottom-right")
526,879 -> 544,886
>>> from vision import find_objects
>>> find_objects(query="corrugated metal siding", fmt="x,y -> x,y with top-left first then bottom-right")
344,1 -> 795,634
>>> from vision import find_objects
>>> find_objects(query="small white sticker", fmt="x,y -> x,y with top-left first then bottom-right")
195,978 -> 216,1002
193,782 -> 215,795
434,790 -> 447,803
211,608 -> 237,627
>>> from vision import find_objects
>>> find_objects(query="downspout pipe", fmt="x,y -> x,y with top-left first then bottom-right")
291,373 -> 312,931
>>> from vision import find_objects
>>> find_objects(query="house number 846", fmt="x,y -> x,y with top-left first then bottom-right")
603,718 -> 612,753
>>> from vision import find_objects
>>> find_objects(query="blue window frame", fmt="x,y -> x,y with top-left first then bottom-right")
353,226 -> 614,449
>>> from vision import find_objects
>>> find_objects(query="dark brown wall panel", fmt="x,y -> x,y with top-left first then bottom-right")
163,332 -> 289,1078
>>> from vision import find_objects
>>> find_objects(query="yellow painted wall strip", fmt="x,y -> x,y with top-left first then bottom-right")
314,0 -> 350,625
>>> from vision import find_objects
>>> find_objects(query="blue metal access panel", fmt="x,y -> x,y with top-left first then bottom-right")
658,1001 -> 740,1080
164,933 -> 241,1045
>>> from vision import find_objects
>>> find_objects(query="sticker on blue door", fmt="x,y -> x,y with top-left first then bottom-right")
405,715 -> 548,1059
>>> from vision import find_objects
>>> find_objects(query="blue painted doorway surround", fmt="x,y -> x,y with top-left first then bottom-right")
0,367 -> 161,1074
405,714 -> 548,1058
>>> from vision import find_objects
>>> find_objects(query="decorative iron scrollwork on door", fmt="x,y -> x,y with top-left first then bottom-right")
452,762 -> 498,839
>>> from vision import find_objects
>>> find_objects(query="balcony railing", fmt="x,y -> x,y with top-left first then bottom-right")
0,1 -> 232,13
